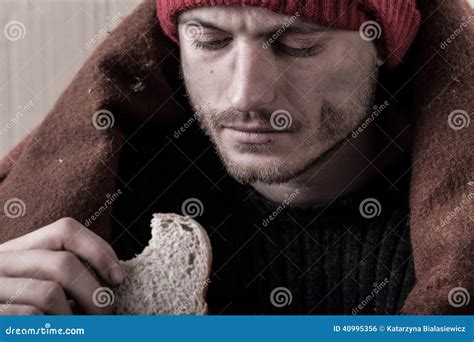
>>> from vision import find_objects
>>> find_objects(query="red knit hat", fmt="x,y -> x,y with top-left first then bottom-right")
156,0 -> 420,68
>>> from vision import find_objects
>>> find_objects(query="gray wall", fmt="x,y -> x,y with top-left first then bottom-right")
0,0 -> 140,158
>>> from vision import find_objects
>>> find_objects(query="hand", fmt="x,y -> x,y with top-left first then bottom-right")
0,217 -> 124,315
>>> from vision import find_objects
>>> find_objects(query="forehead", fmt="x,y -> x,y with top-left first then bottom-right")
178,5 -> 327,36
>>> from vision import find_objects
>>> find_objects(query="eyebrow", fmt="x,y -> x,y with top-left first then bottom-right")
177,16 -> 326,38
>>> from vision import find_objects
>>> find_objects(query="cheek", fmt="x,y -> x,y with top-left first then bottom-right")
321,39 -> 378,106
325,56 -> 377,117
283,44 -> 354,114
287,38 -> 372,102
181,44 -> 212,90
298,54 -> 374,119
284,52 -> 376,146
282,63 -> 326,124
181,50 -> 228,107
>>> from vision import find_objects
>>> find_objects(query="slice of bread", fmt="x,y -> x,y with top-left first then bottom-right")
113,213 -> 212,315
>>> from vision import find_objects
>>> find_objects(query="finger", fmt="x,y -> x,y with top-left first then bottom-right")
0,250 -> 114,315
0,304 -> 43,316
0,217 -> 123,286
0,277 -> 73,315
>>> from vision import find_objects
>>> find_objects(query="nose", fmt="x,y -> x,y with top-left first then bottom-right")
226,41 -> 277,112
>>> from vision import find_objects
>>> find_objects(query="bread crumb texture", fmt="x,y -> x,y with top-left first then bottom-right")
114,213 -> 212,315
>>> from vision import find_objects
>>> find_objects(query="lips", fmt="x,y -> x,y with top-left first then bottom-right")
222,123 -> 290,144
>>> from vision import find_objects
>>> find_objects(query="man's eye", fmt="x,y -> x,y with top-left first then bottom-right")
274,42 -> 323,57
191,38 -> 232,51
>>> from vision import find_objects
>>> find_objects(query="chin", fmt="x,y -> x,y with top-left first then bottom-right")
217,147 -> 305,185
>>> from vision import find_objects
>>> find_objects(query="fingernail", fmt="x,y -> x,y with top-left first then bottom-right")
109,263 -> 124,284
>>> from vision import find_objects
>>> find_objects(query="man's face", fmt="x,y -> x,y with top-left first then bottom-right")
178,6 -> 380,185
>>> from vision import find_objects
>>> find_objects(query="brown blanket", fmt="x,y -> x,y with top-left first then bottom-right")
0,0 -> 472,314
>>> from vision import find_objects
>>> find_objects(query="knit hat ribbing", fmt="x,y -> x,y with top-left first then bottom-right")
156,0 -> 421,68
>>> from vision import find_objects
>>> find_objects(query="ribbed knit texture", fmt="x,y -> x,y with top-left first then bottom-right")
205,164 -> 415,314
156,0 -> 421,68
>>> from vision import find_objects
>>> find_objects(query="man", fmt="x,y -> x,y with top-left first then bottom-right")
0,0 -> 472,315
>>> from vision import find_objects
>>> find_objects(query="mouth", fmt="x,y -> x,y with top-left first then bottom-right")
222,124 -> 291,144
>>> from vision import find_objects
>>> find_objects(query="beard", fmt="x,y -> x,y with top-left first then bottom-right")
184,68 -> 379,186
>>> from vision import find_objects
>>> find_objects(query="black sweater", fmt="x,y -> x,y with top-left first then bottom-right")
111,125 -> 415,315
205,173 -> 415,315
